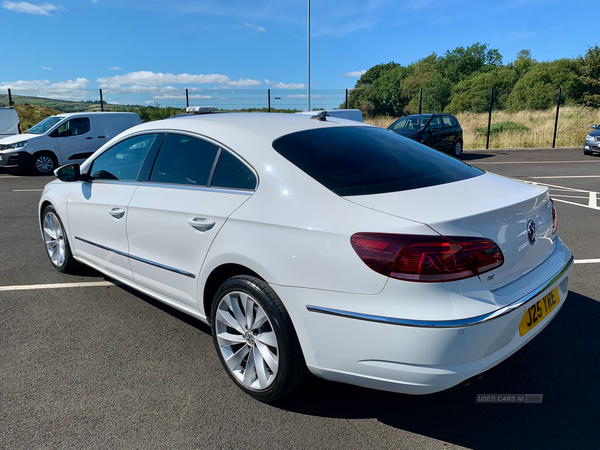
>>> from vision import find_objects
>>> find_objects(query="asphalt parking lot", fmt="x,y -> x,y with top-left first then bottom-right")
1,147 -> 598,450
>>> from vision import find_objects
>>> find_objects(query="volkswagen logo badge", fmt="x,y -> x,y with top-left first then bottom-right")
527,220 -> 536,245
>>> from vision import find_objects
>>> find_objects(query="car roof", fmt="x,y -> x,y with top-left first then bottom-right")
53,112 -> 139,118
135,112 -> 370,144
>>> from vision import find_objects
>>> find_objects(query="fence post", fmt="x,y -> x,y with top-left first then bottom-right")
345,89 -> 348,109
486,88 -> 494,150
8,89 -> 13,106
268,89 -> 271,113
186,89 -> 189,108
552,86 -> 561,149
418,88 -> 422,114
99,89 -> 104,112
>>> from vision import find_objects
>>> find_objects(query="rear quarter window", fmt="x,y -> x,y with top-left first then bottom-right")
272,126 -> 483,196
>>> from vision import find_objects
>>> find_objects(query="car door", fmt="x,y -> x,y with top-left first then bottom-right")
440,115 -> 456,150
53,117 -> 97,164
126,133 -> 257,309
67,133 -> 162,281
424,116 -> 444,150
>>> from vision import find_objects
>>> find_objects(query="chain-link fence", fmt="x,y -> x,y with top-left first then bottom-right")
0,88 -> 349,114
2,85 -> 598,150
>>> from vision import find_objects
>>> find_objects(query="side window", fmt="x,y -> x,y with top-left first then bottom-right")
89,134 -> 158,181
211,150 -> 257,190
150,134 -> 219,186
55,118 -> 90,137
442,116 -> 453,128
451,116 -> 460,127
429,116 -> 442,130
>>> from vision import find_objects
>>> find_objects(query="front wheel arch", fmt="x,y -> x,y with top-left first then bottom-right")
31,151 -> 58,175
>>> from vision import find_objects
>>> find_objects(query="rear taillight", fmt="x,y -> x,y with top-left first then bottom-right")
351,233 -> 504,283
550,199 -> 558,234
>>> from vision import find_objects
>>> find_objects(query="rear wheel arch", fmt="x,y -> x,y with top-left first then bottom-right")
202,263 -> 263,323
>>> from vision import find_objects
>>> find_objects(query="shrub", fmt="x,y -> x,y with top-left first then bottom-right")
474,120 -> 530,136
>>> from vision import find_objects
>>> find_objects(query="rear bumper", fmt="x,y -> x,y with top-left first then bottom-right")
0,151 -> 30,170
274,240 -> 573,395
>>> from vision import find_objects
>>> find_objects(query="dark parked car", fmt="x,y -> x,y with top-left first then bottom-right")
388,113 -> 464,157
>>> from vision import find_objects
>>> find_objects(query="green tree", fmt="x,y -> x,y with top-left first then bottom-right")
506,59 -> 584,111
514,49 -> 536,77
445,66 -> 519,114
580,45 -> 600,107
438,42 -> 503,83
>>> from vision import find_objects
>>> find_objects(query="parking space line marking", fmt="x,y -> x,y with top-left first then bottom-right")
476,160 -> 600,164
0,281 -> 121,291
528,175 -> 600,179
574,259 -> 600,264
552,198 -> 600,211
590,192 -> 597,208
550,195 -> 590,200
12,189 -> 43,192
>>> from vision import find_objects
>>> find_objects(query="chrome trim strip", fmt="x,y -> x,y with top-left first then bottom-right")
75,236 -> 196,279
307,255 -> 574,328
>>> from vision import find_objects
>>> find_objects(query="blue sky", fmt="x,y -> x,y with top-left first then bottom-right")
0,0 -> 597,109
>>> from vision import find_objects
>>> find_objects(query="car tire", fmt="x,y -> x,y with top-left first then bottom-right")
452,140 -> 463,157
41,205 -> 81,274
31,152 -> 58,176
211,275 -> 308,401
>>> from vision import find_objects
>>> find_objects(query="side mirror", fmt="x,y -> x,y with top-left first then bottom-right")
591,124 -> 598,130
54,164 -> 92,182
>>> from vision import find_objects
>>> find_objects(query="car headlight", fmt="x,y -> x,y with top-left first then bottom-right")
1,141 -> 28,150
586,133 -> 595,141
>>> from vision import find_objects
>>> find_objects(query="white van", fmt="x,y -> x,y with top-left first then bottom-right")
0,112 -> 141,174
0,107 -> 21,138
296,109 -> 364,122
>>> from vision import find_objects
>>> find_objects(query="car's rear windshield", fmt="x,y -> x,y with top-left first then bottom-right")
272,126 -> 483,196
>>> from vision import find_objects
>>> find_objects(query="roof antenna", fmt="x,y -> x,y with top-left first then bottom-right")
310,110 -> 327,121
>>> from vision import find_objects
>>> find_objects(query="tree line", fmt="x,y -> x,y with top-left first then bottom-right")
346,43 -> 600,117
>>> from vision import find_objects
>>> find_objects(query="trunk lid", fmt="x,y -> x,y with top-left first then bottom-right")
345,172 -> 556,291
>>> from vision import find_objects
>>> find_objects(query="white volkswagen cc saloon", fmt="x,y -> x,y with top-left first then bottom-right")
39,112 -> 573,401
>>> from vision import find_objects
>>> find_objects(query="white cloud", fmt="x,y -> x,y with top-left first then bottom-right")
97,71 -> 238,88
0,78 -> 90,90
41,66 -> 52,70
344,70 -> 366,78
264,79 -> 305,89
245,23 -> 266,32
107,66 -> 122,71
2,1 -> 66,16
227,78 -> 262,86
284,94 -> 322,99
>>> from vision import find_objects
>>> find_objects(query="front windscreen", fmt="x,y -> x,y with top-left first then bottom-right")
389,116 -> 429,132
272,126 -> 483,196
26,117 -> 63,134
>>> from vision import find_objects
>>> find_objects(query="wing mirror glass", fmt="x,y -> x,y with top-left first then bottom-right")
591,124 -> 598,129
54,164 -> 91,182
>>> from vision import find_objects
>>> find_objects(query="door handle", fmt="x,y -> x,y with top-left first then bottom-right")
188,218 -> 216,232
85,137 -> 93,140
97,136 -> 106,139
109,207 -> 125,219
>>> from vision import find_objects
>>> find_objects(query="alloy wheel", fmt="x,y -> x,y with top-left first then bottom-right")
43,212 -> 66,267
215,291 -> 279,390
454,141 -> 462,156
36,156 -> 55,173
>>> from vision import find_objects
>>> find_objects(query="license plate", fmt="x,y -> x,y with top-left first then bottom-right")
519,287 -> 560,336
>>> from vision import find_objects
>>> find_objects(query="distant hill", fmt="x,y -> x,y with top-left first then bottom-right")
0,94 -> 141,112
